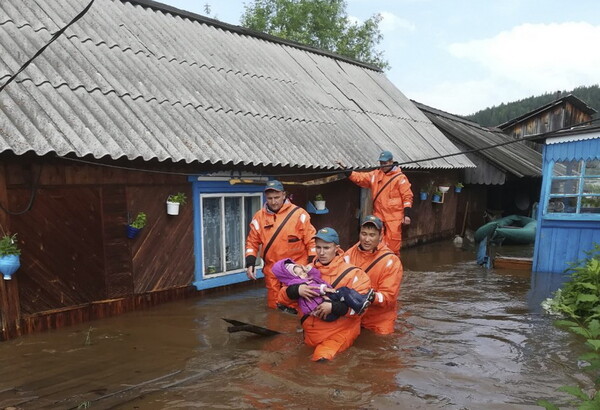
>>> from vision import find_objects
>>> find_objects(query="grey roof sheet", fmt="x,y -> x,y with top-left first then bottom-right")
414,102 -> 542,178
0,0 -> 474,170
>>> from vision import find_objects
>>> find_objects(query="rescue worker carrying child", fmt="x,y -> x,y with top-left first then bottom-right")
277,227 -> 371,361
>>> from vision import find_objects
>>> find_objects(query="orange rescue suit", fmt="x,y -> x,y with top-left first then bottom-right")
277,252 -> 371,361
344,242 -> 403,335
349,167 -> 413,253
246,200 -> 316,309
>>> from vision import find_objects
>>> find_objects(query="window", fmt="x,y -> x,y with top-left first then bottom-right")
547,159 -> 600,215
201,193 -> 262,277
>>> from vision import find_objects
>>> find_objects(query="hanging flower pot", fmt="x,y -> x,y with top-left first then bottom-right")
127,212 -> 147,239
432,192 -> 442,203
166,201 -> 180,215
455,183 -> 464,193
0,234 -> 21,280
126,225 -> 141,239
166,192 -> 187,216
419,191 -> 428,200
314,193 -> 326,210
0,254 -> 20,280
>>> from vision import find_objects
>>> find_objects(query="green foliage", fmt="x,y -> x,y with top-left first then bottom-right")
455,182 -> 464,188
167,192 -> 187,205
0,234 -> 20,257
130,212 -> 147,229
315,193 -> 324,201
540,244 -> 600,409
467,84 -> 600,126
240,0 -> 389,69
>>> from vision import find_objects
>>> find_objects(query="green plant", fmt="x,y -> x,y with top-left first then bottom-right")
0,234 -> 20,257
130,212 -> 147,229
539,244 -> 600,409
455,182 -> 464,188
315,193 -> 325,201
433,189 -> 443,196
167,192 -> 187,205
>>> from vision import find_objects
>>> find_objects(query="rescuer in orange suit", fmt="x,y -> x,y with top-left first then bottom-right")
344,215 -> 403,335
277,227 -> 372,361
245,180 -> 316,309
345,150 -> 413,255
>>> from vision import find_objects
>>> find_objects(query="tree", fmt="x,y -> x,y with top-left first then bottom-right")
240,0 -> 389,70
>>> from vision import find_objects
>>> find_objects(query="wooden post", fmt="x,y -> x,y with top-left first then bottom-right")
0,161 -> 21,340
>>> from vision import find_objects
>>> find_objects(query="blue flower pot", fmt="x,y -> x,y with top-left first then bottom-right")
432,194 -> 442,203
419,192 -> 428,200
126,225 -> 141,239
0,254 -> 20,280
455,187 -> 462,193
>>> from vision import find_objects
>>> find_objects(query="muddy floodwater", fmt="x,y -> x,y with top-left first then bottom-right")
0,241 -> 590,409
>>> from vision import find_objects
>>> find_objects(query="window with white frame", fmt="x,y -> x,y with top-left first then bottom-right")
546,159 -> 600,214
201,193 -> 262,276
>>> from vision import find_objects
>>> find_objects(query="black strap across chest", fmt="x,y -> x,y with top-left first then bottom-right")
372,173 -> 402,203
364,252 -> 394,273
262,206 -> 300,260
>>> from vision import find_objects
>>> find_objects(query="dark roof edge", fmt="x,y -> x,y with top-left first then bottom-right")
528,123 -> 600,142
498,94 -> 597,129
412,100 -> 504,132
124,0 -> 383,73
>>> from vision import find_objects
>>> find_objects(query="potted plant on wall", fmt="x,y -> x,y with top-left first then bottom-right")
419,187 -> 429,201
166,192 -> 187,215
127,212 -> 147,239
0,233 -> 21,280
455,182 -> 464,193
432,189 -> 443,203
314,193 -> 326,211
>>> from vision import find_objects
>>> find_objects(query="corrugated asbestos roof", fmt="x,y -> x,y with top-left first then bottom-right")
414,101 -> 542,178
0,0 -> 474,170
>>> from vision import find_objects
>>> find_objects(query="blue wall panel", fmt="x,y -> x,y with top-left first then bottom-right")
534,218 -> 600,273
533,137 -> 600,273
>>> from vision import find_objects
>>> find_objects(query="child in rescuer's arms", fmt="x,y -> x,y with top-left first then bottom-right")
272,258 -> 374,321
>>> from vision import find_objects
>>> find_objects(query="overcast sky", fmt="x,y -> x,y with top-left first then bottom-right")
156,0 -> 600,116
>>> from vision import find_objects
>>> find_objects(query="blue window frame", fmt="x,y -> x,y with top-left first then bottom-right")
189,179 -> 264,290
544,159 -> 600,218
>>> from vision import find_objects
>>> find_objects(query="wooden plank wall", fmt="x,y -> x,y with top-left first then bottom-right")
0,155 -> 195,340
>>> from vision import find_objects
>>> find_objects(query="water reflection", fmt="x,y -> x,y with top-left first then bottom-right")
0,241 -> 590,409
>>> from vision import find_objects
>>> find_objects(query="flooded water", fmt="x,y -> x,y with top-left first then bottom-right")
0,241 -> 589,409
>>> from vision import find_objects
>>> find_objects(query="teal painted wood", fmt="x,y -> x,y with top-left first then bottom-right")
534,137 -> 600,273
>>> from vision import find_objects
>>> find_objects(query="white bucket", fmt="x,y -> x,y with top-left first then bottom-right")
314,200 -> 326,211
166,201 -> 180,215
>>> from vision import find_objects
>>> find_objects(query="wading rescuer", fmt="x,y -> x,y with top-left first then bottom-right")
345,150 -> 413,255
245,180 -> 316,309
345,215 -> 403,335
277,228 -> 371,361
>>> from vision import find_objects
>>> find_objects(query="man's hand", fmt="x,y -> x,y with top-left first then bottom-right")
246,266 -> 256,280
403,216 -> 411,225
298,284 -> 320,299
312,301 -> 333,319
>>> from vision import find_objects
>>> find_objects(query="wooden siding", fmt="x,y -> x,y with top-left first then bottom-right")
534,219 -> 600,273
127,185 -> 194,293
12,186 -> 106,313
0,155 -> 196,340
504,101 -> 593,140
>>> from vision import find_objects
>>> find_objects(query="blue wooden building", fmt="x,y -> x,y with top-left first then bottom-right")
533,125 -> 600,273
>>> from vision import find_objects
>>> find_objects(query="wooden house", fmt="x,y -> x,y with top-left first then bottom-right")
0,0 -> 473,340
533,125 -> 600,273
414,102 -> 542,234
498,94 -> 596,150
